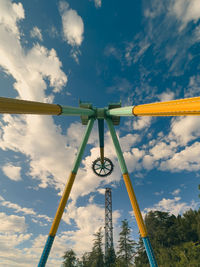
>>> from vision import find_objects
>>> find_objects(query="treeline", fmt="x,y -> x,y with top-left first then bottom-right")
62,209 -> 200,267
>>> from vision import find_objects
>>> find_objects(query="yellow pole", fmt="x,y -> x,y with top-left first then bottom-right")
0,97 -> 61,115
133,96 -> 200,116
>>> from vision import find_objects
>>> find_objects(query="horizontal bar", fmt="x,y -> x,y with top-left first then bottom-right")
0,97 -> 61,115
106,106 -> 133,116
107,96 -> 200,117
0,97 -> 95,116
61,106 -> 95,116
133,96 -> 200,116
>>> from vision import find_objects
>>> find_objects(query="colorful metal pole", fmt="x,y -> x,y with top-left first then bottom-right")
106,118 -> 158,267
107,96 -> 200,117
0,97 -> 62,115
98,119 -> 104,164
0,97 -> 94,116
38,118 -> 95,267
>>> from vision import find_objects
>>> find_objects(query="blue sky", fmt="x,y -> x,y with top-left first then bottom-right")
0,0 -> 200,266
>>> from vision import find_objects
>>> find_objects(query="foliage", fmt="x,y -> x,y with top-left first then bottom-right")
62,209 -> 200,267
134,209 -> 200,267
62,249 -> 77,267
105,247 -> 116,267
116,219 -> 136,267
90,227 -> 105,267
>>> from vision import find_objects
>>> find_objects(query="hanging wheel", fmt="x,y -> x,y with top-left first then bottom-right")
92,157 -> 114,177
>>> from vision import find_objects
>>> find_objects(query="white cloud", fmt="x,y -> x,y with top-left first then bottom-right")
0,212 -> 26,233
184,75 -> 200,97
160,141 -> 200,172
169,116 -> 200,145
143,197 -> 199,216
141,0 -> 200,73
0,194 -> 52,223
59,1 -> 84,47
133,117 -> 152,130
62,202 -> 121,256
158,91 -> 175,102
94,0 -> 102,8
125,38 -> 150,65
171,0 -> 200,30
0,0 -> 24,37
2,163 -> 21,181
154,190 -> 164,196
171,188 -> 181,196
30,26 -> 43,41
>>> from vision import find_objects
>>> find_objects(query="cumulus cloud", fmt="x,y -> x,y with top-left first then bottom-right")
133,117 -> 152,130
143,197 -> 198,216
2,163 -> 21,181
59,1 -> 84,62
62,202 -> 121,255
0,212 -> 27,233
30,26 -> 43,41
169,116 -> 200,145
0,194 -> 52,223
158,90 -> 175,101
171,0 -> 200,30
0,0 -> 24,37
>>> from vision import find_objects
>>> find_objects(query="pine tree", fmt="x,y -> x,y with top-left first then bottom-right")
116,220 -> 136,267
105,247 -> 116,267
90,227 -> 105,267
62,249 -> 77,267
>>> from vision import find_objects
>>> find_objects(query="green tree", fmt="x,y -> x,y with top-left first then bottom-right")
90,227 -> 105,267
116,220 -> 136,267
62,249 -> 77,267
134,209 -> 200,267
105,247 -> 116,267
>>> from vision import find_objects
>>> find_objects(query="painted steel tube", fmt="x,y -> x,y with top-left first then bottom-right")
38,235 -> 55,267
143,237 -> 158,267
61,106 -> 95,116
71,118 -> 95,173
106,118 -> 127,174
0,97 -> 62,115
49,172 -> 76,236
106,106 -> 133,116
123,173 -> 147,238
98,119 -> 104,163
0,97 -> 95,116
38,118 -> 94,266
98,119 -> 104,148
133,96 -> 200,116
106,118 -> 158,266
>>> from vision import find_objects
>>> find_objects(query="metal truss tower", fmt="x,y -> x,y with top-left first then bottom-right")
105,188 -> 114,257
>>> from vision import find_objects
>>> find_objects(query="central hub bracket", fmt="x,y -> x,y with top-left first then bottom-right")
79,101 -> 121,125
96,108 -> 106,119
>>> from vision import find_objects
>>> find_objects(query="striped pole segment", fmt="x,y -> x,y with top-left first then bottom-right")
106,96 -> 200,117
106,118 -> 158,267
98,119 -> 104,164
0,97 -> 94,116
38,118 -> 95,267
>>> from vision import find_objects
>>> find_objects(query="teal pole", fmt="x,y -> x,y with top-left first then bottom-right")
38,118 -> 95,267
61,105 -> 94,116
106,118 -> 158,267
106,106 -> 133,116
